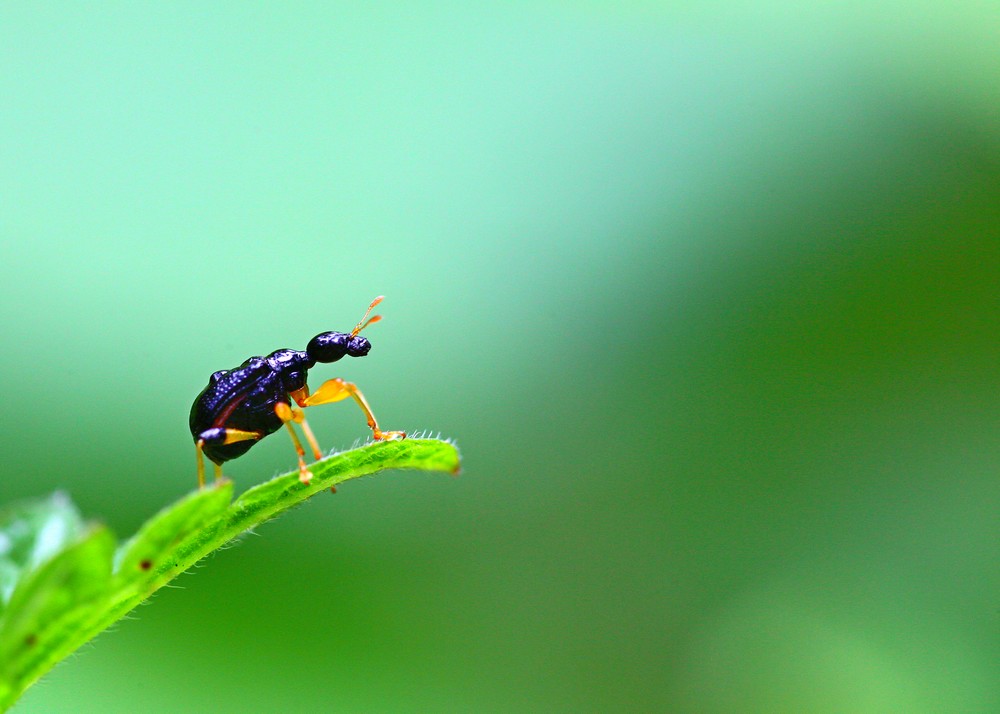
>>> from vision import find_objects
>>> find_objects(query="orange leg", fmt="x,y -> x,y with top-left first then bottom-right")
275,403 -> 316,483
297,414 -> 323,460
274,397 -> 323,459
195,428 -> 260,489
292,379 -> 406,442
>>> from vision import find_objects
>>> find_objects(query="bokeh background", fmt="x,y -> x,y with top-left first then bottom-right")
2,3 -> 998,712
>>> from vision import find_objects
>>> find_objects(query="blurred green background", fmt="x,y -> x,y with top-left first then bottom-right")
1,3 -> 998,712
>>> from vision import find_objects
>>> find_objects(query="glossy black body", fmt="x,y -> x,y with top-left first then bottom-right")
189,331 -> 371,465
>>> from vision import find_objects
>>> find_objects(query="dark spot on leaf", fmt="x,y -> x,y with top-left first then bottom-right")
25,634 -> 37,647
140,559 -> 153,571
330,485 -> 337,494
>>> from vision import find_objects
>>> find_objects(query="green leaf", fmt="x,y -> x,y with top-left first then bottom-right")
0,493 -> 84,609
0,438 -> 459,712
0,526 -> 115,698
113,481 -> 234,591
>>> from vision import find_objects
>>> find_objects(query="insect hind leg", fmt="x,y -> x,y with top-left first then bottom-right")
194,427 -> 260,489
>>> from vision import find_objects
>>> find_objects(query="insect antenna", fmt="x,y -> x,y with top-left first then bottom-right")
351,295 -> 385,336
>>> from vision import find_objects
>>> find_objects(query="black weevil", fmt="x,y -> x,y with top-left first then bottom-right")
189,296 -> 405,488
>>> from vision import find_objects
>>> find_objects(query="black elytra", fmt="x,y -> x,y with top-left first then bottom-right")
188,296 -> 405,488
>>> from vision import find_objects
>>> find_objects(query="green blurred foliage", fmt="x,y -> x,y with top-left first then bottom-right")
1,2 -> 997,712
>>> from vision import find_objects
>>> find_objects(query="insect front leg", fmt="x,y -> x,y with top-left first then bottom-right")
291,379 -> 406,442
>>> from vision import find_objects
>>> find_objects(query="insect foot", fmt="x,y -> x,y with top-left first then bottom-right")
375,429 -> 407,441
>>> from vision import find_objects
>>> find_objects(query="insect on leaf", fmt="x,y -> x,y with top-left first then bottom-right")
0,437 -> 459,712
